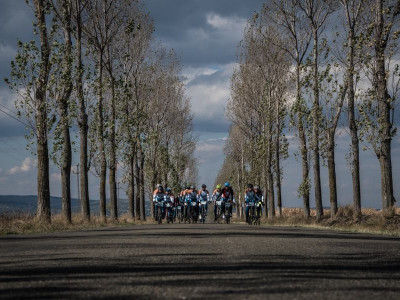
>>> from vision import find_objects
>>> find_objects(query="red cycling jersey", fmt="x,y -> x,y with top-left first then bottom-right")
221,187 -> 234,201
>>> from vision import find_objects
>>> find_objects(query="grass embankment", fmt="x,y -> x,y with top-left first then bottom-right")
2,206 -> 400,236
255,206 -> 400,236
0,212 -> 156,235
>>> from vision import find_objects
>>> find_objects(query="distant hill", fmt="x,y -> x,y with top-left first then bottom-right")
0,195 -> 149,216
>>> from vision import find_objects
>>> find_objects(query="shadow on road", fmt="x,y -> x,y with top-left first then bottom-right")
1,225 -> 400,299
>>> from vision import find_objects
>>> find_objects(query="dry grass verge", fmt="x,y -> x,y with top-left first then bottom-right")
255,206 -> 400,236
2,206 -> 400,236
0,211 -> 155,235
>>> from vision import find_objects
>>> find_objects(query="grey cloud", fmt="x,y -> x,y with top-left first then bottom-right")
0,117 -> 27,138
196,137 -> 226,188
0,1 -> 35,79
146,0 -> 264,67
193,117 -> 230,133
187,67 -> 231,87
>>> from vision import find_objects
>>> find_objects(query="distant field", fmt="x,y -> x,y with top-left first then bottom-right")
0,195 -> 147,215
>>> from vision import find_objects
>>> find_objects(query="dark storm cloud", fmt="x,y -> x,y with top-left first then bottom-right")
145,0 -> 263,38
0,1 -> 34,43
193,118 -> 230,133
0,1 -> 34,78
0,1 -> 36,139
0,116 -> 27,138
145,0 -> 264,67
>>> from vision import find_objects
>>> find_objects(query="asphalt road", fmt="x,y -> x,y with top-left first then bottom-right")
0,224 -> 400,299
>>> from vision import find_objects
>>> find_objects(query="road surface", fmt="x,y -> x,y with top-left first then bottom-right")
0,224 -> 399,299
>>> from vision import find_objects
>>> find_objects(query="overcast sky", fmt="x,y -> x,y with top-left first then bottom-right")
0,0 -> 399,209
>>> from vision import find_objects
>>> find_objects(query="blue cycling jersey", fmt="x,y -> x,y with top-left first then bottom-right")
199,190 -> 208,201
245,190 -> 255,203
155,193 -> 165,202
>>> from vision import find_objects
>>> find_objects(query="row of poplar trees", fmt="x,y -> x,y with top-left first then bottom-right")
216,0 -> 400,219
6,0 -> 197,223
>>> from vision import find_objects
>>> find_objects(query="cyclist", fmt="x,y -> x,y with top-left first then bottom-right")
212,184 -> 222,221
153,183 -> 162,195
244,184 -> 256,223
187,185 -> 199,220
221,182 -> 235,217
153,185 -> 166,220
165,187 -> 175,220
198,184 -> 210,220
181,185 -> 191,219
254,185 -> 264,217
180,185 -> 188,198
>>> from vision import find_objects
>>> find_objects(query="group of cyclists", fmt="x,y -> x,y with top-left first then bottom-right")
152,182 -> 264,225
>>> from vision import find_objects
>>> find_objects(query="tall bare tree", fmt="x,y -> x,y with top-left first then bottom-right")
338,0 -> 364,217
85,0 -> 123,220
360,0 -> 400,213
50,0 -> 74,223
297,0 -> 336,220
7,0 -> 53,222
34,0 -> 52,223
72,0 -> 91,220
266,0 -> 313,218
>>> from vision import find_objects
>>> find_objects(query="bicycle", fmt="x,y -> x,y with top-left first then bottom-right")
199,200 -> 208,224
188,200 -> 198,223
215,200 -> 223,223
154,201 -> 164,224
246,201 -> 256,225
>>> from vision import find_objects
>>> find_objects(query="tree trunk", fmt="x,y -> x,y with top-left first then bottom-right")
164,140 -> 169,187
312,29 -> 323,220
237,164 -> 241,219
240,145 -> 245,219
60,107 -> 72,223
98,52 -> 107,221
139,147 -> 146,221
296,64 -> 310,218
275,98 -> 282,217
135,152 -> 141,219
128,155 -> 135,219
347,23 -> 361,218
262,167 -> 268,218
379,153 -> 394,211
267,122 -> 275,218
150,140 -> 158,218
327,134 -> 338,219
34,0 -> 51,223
374,0 -> 394,213
109,77 -> 118,221
59,0 -> 73,224
76,5 -> 90,220
267,167 -> 275,218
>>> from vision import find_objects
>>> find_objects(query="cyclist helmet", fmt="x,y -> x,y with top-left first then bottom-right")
247,183 -> 253,189
202,184 -> 206,188
157,185 -> 164,191
186,185 -> 190,190
190,185 -> 195,189
254,185 -> 260,190
216,184 -> 222,189
166,187 -> 171,192
224,182 -> 230,187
